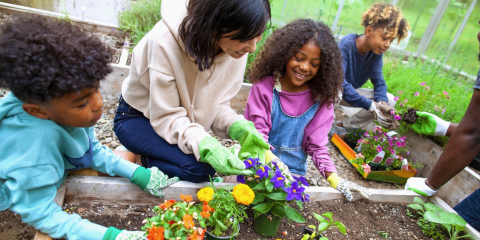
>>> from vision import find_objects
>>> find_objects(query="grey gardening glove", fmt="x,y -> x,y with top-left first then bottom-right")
130,166 -> 179,198
327,173 -> 371,201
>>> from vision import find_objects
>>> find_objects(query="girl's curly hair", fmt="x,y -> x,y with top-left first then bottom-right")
361,3 -> 409,42
0,15 -> 113,103
247,19 -> 343,106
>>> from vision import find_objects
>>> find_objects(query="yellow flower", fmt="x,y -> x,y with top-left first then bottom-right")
232,184 -> 255,205
197,187 -> 214,203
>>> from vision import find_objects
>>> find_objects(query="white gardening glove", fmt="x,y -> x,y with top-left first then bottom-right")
103,227 -> 146,240
327,173 -> 371,201
405,177 -> 437,197
411,111 -> 450,136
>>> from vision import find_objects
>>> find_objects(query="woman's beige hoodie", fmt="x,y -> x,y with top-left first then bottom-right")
121,0 -> 246,160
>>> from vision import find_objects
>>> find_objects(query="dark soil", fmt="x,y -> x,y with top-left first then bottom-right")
0,199 -> 426,240
403,108 -> 418,124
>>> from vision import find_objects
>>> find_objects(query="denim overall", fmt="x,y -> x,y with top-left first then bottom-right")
269,89 -> 320,176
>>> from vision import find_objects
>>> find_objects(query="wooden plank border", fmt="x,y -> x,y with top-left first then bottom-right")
63,175 -> 427,205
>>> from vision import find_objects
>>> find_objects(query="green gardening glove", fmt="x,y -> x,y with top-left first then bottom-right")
411,111 -> 451,136
130,166 -> 179,198
199,136 -> 253,176
103,227 -> 146,240
228,119 -> 270,163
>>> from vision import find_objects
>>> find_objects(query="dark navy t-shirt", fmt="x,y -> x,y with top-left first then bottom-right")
475,69 -> 480,90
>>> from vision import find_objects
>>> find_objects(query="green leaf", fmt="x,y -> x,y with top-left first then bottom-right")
296,200 -> 303,209
266,181 -> 274,192
284,205 -> 306,223
272,204 -> 286,218
424,203 -> 443,213
164,229 -> 174,239
424,211 -> 467,226
320,237 -> 328,240
322,212 -> 333,223
334,221 -> 347,235
414,197 -> 425,205
407,204 -> 424,211
164,210 -> 175,221
254,209 -> 261,218
216,219 -> 227,230
317,222 -> 329,232
252,193 -> 265,205
252,202 -> 274,214
266,192 -> 287,200
308,225 -> 317,230
313,213 -> 326,222
253,182 -> 266,190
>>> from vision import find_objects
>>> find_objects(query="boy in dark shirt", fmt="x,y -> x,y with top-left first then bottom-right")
331,4 -> 409,134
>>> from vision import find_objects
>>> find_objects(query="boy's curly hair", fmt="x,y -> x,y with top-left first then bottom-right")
0,15 -> 113,103
361,3 -> 409,42
246,19 -> 343,106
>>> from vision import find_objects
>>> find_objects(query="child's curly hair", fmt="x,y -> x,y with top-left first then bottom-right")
0,15 -> 113,103
246,19 -> 343,106
361,3 -> 409,42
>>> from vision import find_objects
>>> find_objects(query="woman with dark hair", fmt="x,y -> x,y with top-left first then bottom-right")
114,0 -> 271,183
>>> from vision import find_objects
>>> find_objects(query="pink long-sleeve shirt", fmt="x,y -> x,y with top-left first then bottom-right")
244,76 -> 337,178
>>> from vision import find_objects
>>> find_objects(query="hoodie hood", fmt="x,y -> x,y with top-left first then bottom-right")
161,0 -> 188,49
0,93 -> 29,122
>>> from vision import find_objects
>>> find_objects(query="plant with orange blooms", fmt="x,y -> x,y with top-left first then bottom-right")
197,182 -> 253,238
141,194 -> 208,240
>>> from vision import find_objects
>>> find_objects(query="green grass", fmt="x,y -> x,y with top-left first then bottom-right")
363,54 -> 474,124
117,0 -> 162,48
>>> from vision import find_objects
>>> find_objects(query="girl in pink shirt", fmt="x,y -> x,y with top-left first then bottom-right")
245,19 -> 370,200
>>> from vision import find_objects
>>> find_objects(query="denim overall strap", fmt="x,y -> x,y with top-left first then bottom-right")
269,89 -> 320,175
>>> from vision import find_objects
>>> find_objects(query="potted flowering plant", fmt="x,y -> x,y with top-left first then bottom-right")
197,181 -> 254,240
236,157 -> 308,237
141,194 -> 206,240
344,128 -> 366,149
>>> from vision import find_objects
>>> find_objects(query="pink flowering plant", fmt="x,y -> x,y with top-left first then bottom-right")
393,81 -> 451,117
350,126 -> 415,172
236,157 -> 308,223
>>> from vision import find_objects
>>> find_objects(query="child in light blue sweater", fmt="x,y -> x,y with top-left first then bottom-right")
0,15 -> 178,240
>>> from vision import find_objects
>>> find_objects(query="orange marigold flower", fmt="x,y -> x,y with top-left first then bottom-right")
183,214 -> 194,229
180,194 -> 193,202
147,226 -> 165,240
200,211 -> 211,218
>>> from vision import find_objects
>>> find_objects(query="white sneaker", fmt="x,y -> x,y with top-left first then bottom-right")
328,121 -> 347,137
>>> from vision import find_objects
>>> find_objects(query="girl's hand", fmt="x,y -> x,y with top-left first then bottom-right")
327,173 -> 371,201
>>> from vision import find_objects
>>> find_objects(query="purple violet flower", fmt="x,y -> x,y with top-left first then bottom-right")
236,175 -> 246,184
376,146 -> 383,152
420,82 -> 426,86
244,158 -> 261,168
256,165 -> 270,180
396,141 -> 402,147
284,181 -> 305,201
394,115 -> 401,120
394,96 -> 399,101
293,175 -> 310,187
398,91 -> 403,94
443,91 -> 449,95
301,193 -> 310,203
270,170 -> 285,188
414,92 -> 419,96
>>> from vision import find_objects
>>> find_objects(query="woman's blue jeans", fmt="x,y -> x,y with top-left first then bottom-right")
113,96 -> 215,183
454,188 -> 480,231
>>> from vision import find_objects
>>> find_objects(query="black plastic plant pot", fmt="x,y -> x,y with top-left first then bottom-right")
205,224 -> 239,240
403,108 -> 419,124
301,227 -> 322,240
368,162 -> 384,171
344,137 -> 357,150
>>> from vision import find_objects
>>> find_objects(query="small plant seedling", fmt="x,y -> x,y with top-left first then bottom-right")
407,197 -> 473,240
301,212 -> 347,240
378,230 -> 389,238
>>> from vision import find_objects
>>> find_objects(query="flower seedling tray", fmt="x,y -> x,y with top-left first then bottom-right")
331,133 -> 416,184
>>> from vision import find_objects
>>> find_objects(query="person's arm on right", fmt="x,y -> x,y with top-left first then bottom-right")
407,89 -> 480,195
